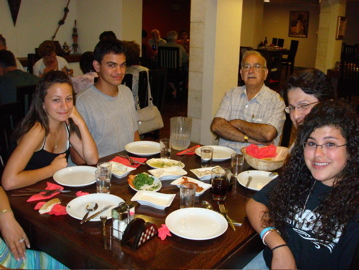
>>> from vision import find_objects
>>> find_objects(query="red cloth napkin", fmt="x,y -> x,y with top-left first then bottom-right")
176,145 -> 201,156
76,191 -> 89,197
246,144 -> 277,159
110,156 -> 147,168
158,224 -> 171,240
26,182 -> 64,202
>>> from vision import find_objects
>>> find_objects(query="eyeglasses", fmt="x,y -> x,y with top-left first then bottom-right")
284,101 -> 320,114
241,64 -> 266,72
303,141 -> 347,151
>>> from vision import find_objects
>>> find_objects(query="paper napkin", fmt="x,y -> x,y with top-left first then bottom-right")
246,144 -> 277,159
110,156 -> 146,168
158,224 -> 171,240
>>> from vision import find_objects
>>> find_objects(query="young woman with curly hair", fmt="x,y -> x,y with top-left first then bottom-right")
245,100 -> 359,269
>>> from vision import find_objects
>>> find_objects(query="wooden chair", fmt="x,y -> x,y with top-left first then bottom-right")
0,102 -> 23,167
16,84 -> 37,116
282,40 -> 299,77
271,38 -> 278,46
157,46 -> 182,93
341,43 -> 358,62
277,38 -> 284,48
337,59 -> 359,103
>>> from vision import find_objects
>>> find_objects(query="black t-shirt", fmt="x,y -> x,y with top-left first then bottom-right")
252,178 -> 359,269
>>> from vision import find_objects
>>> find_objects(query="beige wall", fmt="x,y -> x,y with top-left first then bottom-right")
262,4 -> 320,68
240,0 -> 264,48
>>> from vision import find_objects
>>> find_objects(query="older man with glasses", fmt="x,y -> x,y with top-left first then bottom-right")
211,50 -> 286,153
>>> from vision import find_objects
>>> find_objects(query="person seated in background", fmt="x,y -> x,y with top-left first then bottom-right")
281,68 -> 336,150
211,50 -> 285,153
148,29 -> 167,50
71,51 -> 98,93
0,34 -> 24,71
141,29 -> 156,61
0,50 -> 39,104
32,40 -> 73,78
245,100 -> 359,269
99,31 -> 117,42
0,187 -> 69,269
73,39 -> 140,164
176,29 -> 190,54
122,40 -> 149,104
1,71 -> 98,190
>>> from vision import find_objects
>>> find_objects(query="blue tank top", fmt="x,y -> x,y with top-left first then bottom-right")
24,123 -> 70,171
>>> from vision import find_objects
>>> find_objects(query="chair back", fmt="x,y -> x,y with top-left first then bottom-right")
338,59 -> 359,102
341,43 -> 358,61
272,38 -> 278,46
157,46 -> 181,84
27,53 -> 40,74
277,38 -> 284,48
137,71 -> 149,109
122,74 -> 133,90
148,68 -> 168,113
288,40 -> 299,61
0,102 -> 23,166
16,84 -> 37,116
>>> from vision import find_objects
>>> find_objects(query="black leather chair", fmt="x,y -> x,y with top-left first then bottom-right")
341,43 -> 358,62
277,38 -> 284,48
272,38 -> 278,46
282,40 -> 299,77
337,59 -> 359,103
16,84 -> 37,116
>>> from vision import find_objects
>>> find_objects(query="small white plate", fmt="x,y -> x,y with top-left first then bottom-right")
53,166 -> 97,187
66,193 -> 124,221
146,158 -> 185,169
190,166 -> 221,180
170,177 -> 212,196
148,166 -> 187,180
129,173 -> 162,192
165,208 -> 228,240
195,146 -> 236,162
131,190 -> 175,210
109,161 -> 136,178
125,141 -> 160,157
237,170 -> 278,191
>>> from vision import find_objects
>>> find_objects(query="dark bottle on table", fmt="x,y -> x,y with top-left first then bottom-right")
264,37 -> 268,46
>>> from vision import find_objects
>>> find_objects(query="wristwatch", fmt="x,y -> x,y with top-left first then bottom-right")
244,135 -> 249,143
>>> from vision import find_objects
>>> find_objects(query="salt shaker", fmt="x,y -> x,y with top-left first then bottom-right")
111,202 -> 129,241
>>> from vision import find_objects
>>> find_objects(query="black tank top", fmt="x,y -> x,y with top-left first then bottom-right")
24,123 -> 70,171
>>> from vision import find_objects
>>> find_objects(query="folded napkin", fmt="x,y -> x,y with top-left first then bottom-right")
26,182 -> 64,202
110,156 -> 147,168
158,224 -> 171,240
246,144 -> 277,159
176,145 -> 201,156
34,201 -> 67,215
76,191 -> 89,197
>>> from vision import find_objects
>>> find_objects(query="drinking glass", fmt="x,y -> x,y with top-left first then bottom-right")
180,183 -> 196,208
95,169 -> 111,193
231,153 -> 244,177
211,167 -> 228,202
160,138 -> 171,159
170,117 -> 192,150
201,147 -> 213,167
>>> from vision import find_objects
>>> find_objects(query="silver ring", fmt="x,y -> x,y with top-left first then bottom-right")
19,238 -> 25,243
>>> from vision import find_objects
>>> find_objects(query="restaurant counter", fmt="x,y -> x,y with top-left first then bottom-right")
7,145 -> 263,269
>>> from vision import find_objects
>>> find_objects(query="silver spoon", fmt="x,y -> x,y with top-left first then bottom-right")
100,216 -> 107,249
80,202 -> 98,224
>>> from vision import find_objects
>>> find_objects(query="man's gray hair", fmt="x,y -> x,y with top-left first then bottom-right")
241,50 -> 267,68
167,31 -> 178,42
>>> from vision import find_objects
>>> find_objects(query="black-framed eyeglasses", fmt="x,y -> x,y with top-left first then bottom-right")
284,101 -> 320,114
241,64 -> 266,72
303,141 -> 347,151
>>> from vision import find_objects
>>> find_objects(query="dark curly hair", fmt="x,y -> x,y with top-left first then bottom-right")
281,68 -> 336,104
122,41 -> 140,66
266,100 -> 359,243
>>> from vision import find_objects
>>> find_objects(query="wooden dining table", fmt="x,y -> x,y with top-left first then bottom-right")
6,144 -> 263,269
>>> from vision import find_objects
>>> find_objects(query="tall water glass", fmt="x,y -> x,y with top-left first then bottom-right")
170,117 -> 192,150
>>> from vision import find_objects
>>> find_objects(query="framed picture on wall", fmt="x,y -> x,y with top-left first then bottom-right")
288,11 -> 309,38
336,16 -> 347,40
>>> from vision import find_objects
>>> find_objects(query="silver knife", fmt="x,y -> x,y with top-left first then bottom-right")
83,205 -> 113,223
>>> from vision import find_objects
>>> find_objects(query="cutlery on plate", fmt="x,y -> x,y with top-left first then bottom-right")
218,204 -> 236,231
100,216 -> 108,249
80,202 -> 98,224
245,176 -> 253,189
83,205 -> 113,223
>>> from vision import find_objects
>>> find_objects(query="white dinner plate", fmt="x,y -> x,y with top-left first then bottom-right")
66,193 -> 124,221
129,173 -> 162,192
148,166 -> 187,180
109,161 -> 136,178
170,177 -> 212,196
125,141 -> 160,156
237,170 -> 278,191
195,146 -> 236,162
165,208 -> 228,240
53,166 -> 97,187
131,190 -> 175,210
146,158 -> 185,169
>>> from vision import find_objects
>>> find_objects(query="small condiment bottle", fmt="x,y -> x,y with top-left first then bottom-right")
111,202 -> 129,240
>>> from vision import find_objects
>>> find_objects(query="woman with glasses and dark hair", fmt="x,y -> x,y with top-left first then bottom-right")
245,100 -> 359,269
